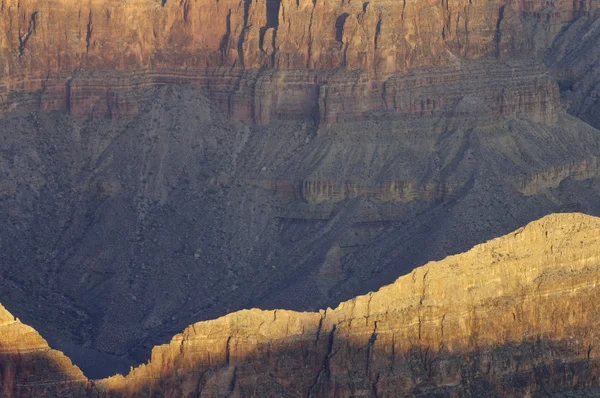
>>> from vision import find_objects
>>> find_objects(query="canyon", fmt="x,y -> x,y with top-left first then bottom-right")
0,0 -> 600,392
2,213 -> 600,396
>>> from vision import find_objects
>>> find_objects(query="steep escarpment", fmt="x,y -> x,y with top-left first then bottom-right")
84,213 -> 600,396
1,0 -> 595,75
0,0 -> 593,124
2,213 -> 600,397
0,304 -> 88,397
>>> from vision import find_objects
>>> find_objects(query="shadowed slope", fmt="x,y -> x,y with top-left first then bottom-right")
2,83 -> 600,378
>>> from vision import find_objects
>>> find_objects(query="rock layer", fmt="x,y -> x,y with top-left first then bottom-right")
547,9 -> 600,130
0,0 -> 592,124
2,84 -> 600,378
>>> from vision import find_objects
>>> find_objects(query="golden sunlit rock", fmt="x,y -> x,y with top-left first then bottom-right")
95,213 -> 600,396
0,304 -> 88,396
3,213 -> 596,396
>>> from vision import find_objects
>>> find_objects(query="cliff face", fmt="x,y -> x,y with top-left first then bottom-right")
1,0 -> 595,75
547,9 -> 600,130
88,213 -> 600,397
2,214 -> 600,396
0,304 -> 87,397
0,0 -> 592,124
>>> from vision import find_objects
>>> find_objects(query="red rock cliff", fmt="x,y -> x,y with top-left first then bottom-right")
0,0 -> 590,124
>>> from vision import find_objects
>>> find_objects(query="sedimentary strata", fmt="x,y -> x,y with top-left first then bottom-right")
0,0 -> 592,124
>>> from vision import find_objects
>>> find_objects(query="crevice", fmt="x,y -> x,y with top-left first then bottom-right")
229,366 -> 237,392
494,5 -> 505,57
182,0 -> 191,23
85,10 -> 93,53
441,313 -> 446,339
306,325 -> 336,397
237,0 -> 253,67
371,372 -> 381,398
365,321 -> 378,375
260,0 -> 280,67
374,14 -> 382,50
335,13 -> 349,44
266,0 -> 280,28
419,270 -> 429,305
225,336 -> 232,365
314,310 -> 326,346
306,5 -> 317,68
18,10 -> 38,56
65,78 -> 72,113
220,10 -> 232,63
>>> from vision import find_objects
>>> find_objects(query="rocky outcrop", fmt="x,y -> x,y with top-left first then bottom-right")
0,0 -> 595,75
212,176 -> 459,203
0,0 -> 589,124
0,58 -> 562,126
0,304 -> 87,397
520,157 -> 600,196
2,214 -> 600,396
87,213 -> 600,396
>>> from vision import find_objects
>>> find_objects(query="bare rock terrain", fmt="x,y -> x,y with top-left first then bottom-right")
0,0 -> 599,388
2,213 -> 600,396
1,83 -> 600,379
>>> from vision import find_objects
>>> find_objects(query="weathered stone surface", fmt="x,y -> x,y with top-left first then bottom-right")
2,214 -> 600,396
2,83 -> 600,379
0,304 -> 88,397
4,213 -> 600,396
86,213 -> 600,396
0,0 -> 593,124
547,8 -> 600,130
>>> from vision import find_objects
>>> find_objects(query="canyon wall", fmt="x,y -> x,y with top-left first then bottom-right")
0,0 -> 592,124
88,213 -> 599,396
2,214 -> 600,396
520,157 -> 600,196
0,304 -> 88,397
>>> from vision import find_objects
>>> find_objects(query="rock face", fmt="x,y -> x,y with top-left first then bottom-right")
0,304 -> 87,397
547,9 -> 600,130
0,0 -> 594,124
3,213 -> 599,397
94,213 -> 600,396
1,0 -> 600,384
